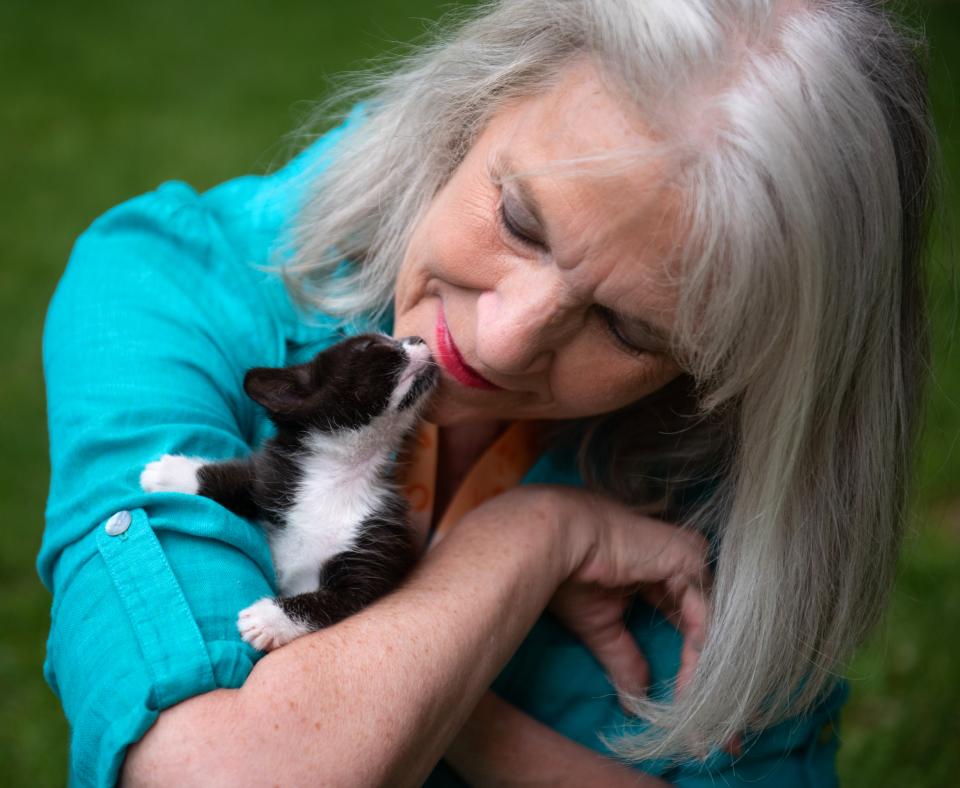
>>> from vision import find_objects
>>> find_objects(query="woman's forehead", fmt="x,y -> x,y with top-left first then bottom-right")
491,64 -> 678,237
481,62 -> 683,330
489,59 -> 664,174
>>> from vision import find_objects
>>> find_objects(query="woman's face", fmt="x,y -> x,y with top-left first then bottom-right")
393,60 -> 684,426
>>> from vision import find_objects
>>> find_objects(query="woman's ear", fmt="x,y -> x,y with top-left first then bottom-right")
243,364 -> 314,417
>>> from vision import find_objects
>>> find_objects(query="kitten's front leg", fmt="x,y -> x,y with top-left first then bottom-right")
141,454 -> 263,521
237,589 -> 347,652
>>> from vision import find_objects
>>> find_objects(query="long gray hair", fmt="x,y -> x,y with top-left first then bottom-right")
286,0 -> 937,762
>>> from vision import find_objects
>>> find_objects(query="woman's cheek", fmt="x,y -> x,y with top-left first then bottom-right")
421,208 -> 492,290
556,353 -> 674,416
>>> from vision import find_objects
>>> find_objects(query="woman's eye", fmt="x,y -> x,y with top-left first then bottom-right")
498,200 -> 544,250
597,307 -> 647,357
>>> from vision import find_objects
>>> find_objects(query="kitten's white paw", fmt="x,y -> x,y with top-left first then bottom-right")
140,454 -> 205,494
237,597 -> 311,652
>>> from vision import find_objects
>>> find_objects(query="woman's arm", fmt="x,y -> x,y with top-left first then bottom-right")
123,488 -> 709,786
123,491 -> 569,786
446,692 -> 669,787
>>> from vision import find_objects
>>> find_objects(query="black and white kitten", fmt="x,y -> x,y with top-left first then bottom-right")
140,333 -> 438,651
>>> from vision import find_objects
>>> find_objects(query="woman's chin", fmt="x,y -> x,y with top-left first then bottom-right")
422,379 -> 513,426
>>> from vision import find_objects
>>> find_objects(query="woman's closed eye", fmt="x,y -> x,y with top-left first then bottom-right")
497,193 -> 546,252
595,306 -> 649,357
497,192 -> 653,359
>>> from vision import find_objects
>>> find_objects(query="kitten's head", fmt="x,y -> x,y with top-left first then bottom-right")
244,334 -> 438,435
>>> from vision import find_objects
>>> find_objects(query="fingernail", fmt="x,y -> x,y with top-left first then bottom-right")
618,694 -> 641,715
724,735 -> 743,757
616,685 -> 646,715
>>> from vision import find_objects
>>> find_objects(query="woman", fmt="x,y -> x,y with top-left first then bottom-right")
39,0 -> 936,785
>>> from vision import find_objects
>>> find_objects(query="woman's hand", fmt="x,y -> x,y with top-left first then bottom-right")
439,486 -> 710,785
537,486 -> 712,704
540,486 -> 745,755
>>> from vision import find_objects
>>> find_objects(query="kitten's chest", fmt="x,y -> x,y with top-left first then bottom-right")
269,456 -> 390,596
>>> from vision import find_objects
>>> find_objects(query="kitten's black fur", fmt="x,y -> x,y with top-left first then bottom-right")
141,333 -> 438,650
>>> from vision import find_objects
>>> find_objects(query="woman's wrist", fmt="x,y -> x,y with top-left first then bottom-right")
459,485 -> 593,585
519,485 -> 602,576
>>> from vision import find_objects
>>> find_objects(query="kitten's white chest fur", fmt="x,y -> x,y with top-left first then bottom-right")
270,429 -> 392,596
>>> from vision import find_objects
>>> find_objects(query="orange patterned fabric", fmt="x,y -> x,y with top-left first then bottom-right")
400,421 -> 543,546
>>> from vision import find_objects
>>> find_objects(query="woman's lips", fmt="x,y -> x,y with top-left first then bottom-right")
435,306 -> 502,391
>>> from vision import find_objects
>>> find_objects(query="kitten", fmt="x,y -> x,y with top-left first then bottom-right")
140,333 -> 438,651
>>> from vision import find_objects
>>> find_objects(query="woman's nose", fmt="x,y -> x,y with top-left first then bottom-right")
473,269 -> 577,376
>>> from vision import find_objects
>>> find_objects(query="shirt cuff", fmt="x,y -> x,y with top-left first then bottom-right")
46,503 -> 270,787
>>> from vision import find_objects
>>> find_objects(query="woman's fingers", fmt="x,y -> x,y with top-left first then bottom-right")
674,581 -> 707,696
663,580 -> 743,759
554,495 -> 717,714
723,733 -> 743,758
589,599 -> 651,701
549,588 -> 650,705
635,574 -> 709,703
581,614 -> 652,708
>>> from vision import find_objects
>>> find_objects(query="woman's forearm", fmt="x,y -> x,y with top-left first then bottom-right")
446,693 -> 669,787
123,493 -> 574,787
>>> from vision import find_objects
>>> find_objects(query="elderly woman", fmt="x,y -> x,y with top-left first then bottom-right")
39,0 -> 935,785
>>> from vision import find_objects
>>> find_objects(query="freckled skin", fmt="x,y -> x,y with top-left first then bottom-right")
393,59 -> 684,427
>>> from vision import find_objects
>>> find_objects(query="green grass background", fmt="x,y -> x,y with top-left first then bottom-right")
1,1 -> 956,785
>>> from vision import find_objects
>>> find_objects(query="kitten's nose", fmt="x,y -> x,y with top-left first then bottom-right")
399,336 -> 431,371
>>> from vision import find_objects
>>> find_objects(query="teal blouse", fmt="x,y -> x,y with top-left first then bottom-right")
39,106 -> 846,787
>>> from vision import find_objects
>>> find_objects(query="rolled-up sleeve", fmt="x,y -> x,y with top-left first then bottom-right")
39,184 -> 285,786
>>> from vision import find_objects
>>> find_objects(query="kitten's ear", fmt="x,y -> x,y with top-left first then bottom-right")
243,365 -> 314,416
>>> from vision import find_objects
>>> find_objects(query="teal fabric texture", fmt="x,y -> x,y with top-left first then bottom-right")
40,107 -> 846,787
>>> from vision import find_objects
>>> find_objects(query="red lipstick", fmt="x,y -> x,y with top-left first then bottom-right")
435,306 -> 502,390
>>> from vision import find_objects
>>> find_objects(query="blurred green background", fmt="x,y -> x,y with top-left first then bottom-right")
1,1 -> 956,785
